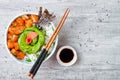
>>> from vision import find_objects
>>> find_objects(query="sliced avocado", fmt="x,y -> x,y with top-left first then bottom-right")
18,27 -> 45,54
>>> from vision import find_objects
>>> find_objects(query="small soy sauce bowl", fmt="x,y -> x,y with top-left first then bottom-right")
56,46 -> 77,66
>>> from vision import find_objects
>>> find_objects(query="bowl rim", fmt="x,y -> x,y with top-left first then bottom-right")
5,12 -> 58,65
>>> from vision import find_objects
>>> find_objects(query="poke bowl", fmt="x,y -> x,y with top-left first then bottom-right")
5,11 -> 58,64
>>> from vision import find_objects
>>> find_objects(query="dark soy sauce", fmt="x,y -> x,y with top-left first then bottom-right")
59,48 -> 74,63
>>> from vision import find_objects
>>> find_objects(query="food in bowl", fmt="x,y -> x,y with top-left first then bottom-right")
7,7 -> 57,64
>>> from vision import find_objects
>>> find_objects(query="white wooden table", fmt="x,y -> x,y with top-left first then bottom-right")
0,0 -> 120,80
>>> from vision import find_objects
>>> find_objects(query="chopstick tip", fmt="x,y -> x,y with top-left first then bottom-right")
67,8 -> 70,12
28,73 -> 34,79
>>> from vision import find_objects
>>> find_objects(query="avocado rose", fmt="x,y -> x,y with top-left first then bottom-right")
18,27 -> 45,54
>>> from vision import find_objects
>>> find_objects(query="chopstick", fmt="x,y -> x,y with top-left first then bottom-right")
28,8 -> 70,79
46,8 -> 70,50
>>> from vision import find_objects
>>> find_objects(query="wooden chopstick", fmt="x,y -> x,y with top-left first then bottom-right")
45,8 -> 70,50
28,8 -> 70,79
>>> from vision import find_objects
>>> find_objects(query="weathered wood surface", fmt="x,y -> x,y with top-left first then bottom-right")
0,0 -> 120,80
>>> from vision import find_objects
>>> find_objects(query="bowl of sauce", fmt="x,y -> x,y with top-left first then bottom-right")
56,46 -> 77,66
